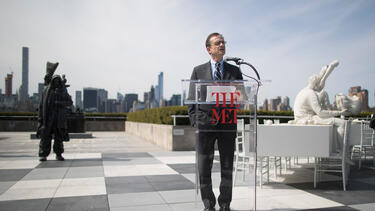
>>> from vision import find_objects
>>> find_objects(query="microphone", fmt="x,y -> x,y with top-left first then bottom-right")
225,56 -> 261,80
224,56 -> 242,63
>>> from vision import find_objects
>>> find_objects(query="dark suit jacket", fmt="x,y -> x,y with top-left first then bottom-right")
188,61 -> 243,131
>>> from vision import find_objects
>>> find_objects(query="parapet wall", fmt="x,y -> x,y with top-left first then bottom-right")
125,121 -> 194,151
0,116 -> 125,132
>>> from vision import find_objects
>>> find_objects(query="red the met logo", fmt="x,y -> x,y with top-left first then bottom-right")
211,91 -> 241,124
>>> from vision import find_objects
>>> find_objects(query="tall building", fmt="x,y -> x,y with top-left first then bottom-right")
124,94 -> 138,112
168,94 -> 181,106
144,92 -> 149,103
279,96 -> 291,111
19,47 -> 29,101
262,99 -> 268,111
105,99 -> 118,113
83,88 -> 99,113
75,90 -> 83,110
157,72 -> 163,102
117,92 -> 124,102
155,85 -> 160,103
264,96 -> 290,111
5,73 -> 13,97
268,96 -> 281,111
97,89 -> 108,113
38,83 -> 44,97
349,86 -> 369,111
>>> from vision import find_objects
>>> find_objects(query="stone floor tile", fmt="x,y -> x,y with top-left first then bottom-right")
110,204 -> 173,211
168,202 -> 205,211
0,160 -> 40,169
0,198 -> 50,211
105,175 -> 148,184
106,181 -> 154,194
65,166 -> 104,178
0,169 -> 32,182
145,174 -> 190,183
54,177 -> 106,198
102,152 -> 152,160
159,189 -> 198,204
349,202 -> 375,211
70,159 -> 103,167
0,181 -> 17,195
36,160 -> 73,168
103,157 -> 161,166
0,187 -> 56,201
21,168 -> 68,180
11,179 -> 61,189
47,195 -> 109,211
108,192 -> 165,208
151,180 -> 195,191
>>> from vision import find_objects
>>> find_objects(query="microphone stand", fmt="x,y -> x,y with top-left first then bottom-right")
231,58 -> 261,211
233,59 -> 261,82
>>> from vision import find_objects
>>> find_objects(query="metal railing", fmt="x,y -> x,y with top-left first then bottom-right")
170,114 -> 294,126
170,114 -> 373,126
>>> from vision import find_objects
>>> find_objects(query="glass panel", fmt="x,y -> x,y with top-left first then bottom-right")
181,79 -> 270,211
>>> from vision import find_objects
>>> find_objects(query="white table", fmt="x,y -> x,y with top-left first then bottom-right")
249,123 -> 362,157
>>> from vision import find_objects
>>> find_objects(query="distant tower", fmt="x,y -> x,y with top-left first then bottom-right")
155,85 -> 160,103
268,96 -> 281,111
349,86 -> 369,111
158,72 -> 163,102
262,99 -> 268,111
38,83 -> 44,96
76,90 -> 83,110
83,88 -> 99,113
20,47 -> 29,101
124,94 -> 138,112
5,73 -> 13,96
117,92 -> 124,102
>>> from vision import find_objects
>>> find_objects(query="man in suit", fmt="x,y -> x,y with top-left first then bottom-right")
188,32 -> 243,211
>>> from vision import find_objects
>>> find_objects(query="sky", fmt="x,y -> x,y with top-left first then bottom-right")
0,0 -> 374,108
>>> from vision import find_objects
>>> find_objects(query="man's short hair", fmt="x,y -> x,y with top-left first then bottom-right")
205,32 -> 223,47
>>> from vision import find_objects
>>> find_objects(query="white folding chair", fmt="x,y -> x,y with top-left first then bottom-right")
351,120 -> 375,169
314,120 -> 351,191
233,119 -> 270,188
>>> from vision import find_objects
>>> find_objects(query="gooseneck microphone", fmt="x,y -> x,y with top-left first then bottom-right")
224,56 -> 260,81
224,56 -> 243,64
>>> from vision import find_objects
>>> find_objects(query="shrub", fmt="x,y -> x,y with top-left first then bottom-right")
84,113 -> 127,117
127,106 -> 189,125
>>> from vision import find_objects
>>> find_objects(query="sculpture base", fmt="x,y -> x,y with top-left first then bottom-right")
30,133 -> 93,139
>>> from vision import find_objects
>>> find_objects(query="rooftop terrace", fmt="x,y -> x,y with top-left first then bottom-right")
0,132 -> 374,211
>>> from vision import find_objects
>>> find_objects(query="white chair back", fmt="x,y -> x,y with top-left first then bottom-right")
361,120 -> 374,146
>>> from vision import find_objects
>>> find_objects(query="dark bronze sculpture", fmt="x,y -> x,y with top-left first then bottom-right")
37,62 -> 73,161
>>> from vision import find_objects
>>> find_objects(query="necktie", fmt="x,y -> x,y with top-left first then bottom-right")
214,62 -> 222,80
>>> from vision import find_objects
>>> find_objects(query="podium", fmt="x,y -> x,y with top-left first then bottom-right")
182,79 -> 263,211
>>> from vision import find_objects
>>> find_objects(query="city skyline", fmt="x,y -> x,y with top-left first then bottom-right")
1,0 -> 375,107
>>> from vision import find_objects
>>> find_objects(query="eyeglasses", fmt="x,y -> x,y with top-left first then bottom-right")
212,40 -> 226,46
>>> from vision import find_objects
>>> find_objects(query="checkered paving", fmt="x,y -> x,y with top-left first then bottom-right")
0,132 -> 375,210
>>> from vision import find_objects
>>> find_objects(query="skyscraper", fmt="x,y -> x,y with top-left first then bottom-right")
19,47 -> 29,101
75,90 -> 83,110
117,92 -> 124,102
158,72 -> 163,102
155,85 -> 160,103
268,96 -> 281,111
168,94 -> 181,106
5,73 -> 13,97
83,88 -> 99,113
124,94 -> 138,112
97,89 -> 108,113
38,83 -> 44,97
